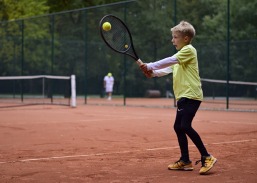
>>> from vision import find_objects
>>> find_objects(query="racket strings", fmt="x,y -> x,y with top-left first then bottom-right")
101,17 -> 132,53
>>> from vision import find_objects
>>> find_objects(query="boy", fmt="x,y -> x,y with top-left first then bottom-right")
139,21 -> 217,175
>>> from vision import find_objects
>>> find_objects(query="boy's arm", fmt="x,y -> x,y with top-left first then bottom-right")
147,56 -> 178,70
152,67 -> 173,77
140,64 -> 173,78
138,58 -> 174,78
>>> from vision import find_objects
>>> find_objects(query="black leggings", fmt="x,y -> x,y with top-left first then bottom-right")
174,98 -> 209,162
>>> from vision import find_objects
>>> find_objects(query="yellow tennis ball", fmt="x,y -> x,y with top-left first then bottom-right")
125,44 -> 128,48
102,22 -> 111,31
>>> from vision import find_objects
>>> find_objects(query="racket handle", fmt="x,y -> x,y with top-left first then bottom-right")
136,59 -> 143,66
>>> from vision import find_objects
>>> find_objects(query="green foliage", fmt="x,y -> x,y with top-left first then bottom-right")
46,0 -> 124,13
0,0 -> 50,75
230,0 -> 257,40
0,0 -> 49,21
0,0 -> 256,97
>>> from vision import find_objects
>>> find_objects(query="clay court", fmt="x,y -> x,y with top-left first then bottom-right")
0,100 -> 257,183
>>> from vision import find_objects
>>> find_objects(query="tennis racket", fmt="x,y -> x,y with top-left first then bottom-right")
99,14 -> 143,66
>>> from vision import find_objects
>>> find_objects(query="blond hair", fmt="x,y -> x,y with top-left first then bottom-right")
171,21 -> 195,39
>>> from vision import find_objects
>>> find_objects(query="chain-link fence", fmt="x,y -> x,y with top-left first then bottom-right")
0,0 -> 256,110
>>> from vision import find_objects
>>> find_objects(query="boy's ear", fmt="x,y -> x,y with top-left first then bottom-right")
184,36 -> 191,43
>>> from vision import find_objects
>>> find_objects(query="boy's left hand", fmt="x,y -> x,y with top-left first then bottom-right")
140,64 -> 153,78
144,70 -> 153,78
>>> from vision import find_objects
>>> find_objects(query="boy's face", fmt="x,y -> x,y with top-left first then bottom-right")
171,32 -> 189,50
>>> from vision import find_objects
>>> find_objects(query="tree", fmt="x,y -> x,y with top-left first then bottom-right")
1,0 -> 256,97
46,0 -> 124,14
0,0 -> 49,21
0,0 -> 50,76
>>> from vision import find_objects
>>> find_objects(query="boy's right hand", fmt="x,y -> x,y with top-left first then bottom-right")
137,59 -> 153,78
140,63 -> 153,78
144,70 -> 153,78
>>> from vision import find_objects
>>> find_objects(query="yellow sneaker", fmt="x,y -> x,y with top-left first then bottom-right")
168,160 -> 193,171
196,155 -> 217,175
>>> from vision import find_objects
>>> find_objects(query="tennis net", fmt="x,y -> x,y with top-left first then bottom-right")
0,75 -> 76,107
201,78 -> 257,111
83,77 -> 257,112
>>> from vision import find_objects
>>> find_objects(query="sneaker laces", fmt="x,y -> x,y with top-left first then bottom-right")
174,159 -> 188,166
195,157 -> 205,167
174,160 -> 182,166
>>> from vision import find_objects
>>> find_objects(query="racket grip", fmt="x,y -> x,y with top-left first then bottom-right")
136,59 -> 143,66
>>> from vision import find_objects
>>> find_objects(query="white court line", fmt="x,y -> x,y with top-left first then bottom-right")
208,120 -> 257,125
210,139 -> 256,145
79,116 -> 148,122
194,119 -> 257,125
0,139 -> 255,164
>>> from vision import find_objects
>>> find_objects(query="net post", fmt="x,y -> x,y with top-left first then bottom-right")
71,75 -> 76,107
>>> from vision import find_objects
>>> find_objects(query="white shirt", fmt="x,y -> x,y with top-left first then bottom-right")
104,76 -> 114,92
147,56 -> 178,77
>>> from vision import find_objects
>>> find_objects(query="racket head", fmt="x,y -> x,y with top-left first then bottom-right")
99,15 -> 139,60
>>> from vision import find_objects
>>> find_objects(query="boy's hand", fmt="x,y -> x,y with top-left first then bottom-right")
137,59 -> 153,78
144,70 -> 153,78
140,63 -> 153,78
140,63 -> 148,72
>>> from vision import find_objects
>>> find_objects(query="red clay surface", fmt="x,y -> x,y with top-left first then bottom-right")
0,104 -> 257,183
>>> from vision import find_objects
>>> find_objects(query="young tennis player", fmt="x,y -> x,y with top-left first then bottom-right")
139,21 -> 217,175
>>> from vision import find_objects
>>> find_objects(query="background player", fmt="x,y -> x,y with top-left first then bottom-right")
103,72 -> 114,100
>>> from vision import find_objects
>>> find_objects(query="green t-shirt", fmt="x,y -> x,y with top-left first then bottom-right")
172,44 -> 203,101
